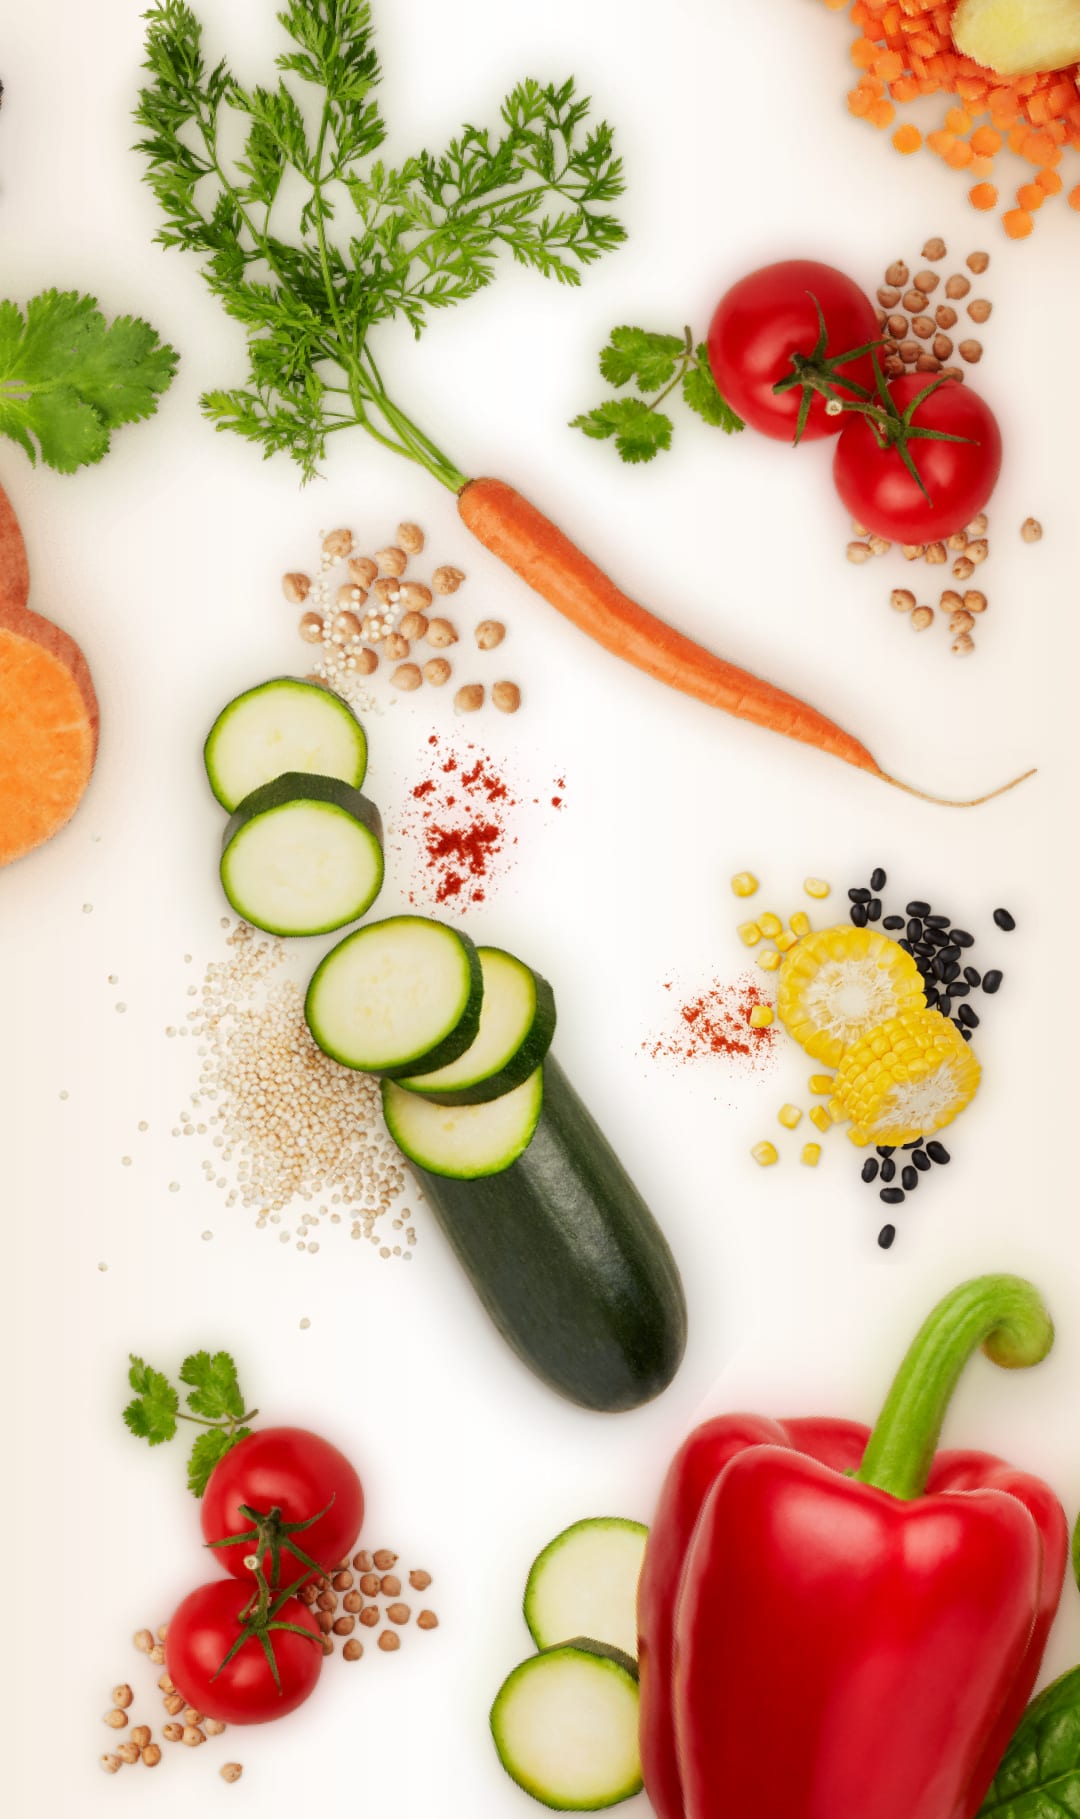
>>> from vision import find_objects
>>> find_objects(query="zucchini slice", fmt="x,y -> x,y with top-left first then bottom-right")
220,773 -> 383,937
205,677 -> 368,812
382,1069 -> 543,1179
397,947 -> 556,1105
404,1058 -> 687,1412
306,915 -> 483,1076
525,1520 -> 648,1660
491,1639 -> 642,1811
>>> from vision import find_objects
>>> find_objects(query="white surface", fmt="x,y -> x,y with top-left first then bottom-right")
3,0 -> 1079,1812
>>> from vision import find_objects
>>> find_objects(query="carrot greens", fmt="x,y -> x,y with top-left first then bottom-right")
135,0 -> 626,485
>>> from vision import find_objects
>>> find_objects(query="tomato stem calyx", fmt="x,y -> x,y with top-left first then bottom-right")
211,1555 -> 322,1695
207,1494 -> 338,1591
771,294 -> 880,444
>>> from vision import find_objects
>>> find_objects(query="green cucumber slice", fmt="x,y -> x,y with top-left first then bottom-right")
524,1520 -> 648,1659
220,773 -> 383,936
491,1639 -> 642,1811
306,915 -> 483,1076
397,947 -> 556,1105
205,678 -> 367,812
382,1068 -> 543,1178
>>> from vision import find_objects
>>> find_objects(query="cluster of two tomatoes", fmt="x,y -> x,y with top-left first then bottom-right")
164,1427 -> 364,1726
708,260 -> 1001,542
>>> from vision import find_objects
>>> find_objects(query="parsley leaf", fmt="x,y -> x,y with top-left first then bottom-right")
571,399 -> 673,463
0,290 -> 177,472
180,1350 -> 246,1421
187,1426 -> 251,1498
599,326 -> 685,392
123,1356 -> 179,1445
682,344 -> 744,432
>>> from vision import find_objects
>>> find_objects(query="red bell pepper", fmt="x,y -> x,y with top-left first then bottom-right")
637,1275 -> 1067,1819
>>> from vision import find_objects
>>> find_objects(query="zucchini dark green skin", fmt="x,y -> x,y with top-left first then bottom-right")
409,1058 -> 687,1412
221,771 -> 383,851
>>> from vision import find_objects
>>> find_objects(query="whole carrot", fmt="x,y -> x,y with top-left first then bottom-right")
459,478 -> 1031,807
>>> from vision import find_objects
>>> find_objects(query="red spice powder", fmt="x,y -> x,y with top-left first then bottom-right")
645,975 -> 780,1071
399,736 -> 522,908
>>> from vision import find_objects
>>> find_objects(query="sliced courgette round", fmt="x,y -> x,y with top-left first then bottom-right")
205,677 -> 368,812
306,915 -> 483,1076
220,773 -> 384,936
397,947 -> 556,1105
491,1639 -> 642,1811
524,1519 -> 648,1660
382,1068 -> 543,1178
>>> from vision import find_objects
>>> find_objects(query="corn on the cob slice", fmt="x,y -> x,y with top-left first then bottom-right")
777,925 -> 925,1067
831,1007 -> 981,1145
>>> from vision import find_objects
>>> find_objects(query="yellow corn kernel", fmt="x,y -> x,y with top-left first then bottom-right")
847,1126 -> 871,1147
804,877 -> 831,899
738,920 -> 762,947
731,871 -> 759,898
778,1103 -> 802,1130
801,1143 -> 822,1167
808,1074 -> 834,1095
829,1096 -> 848,1124
809,1105 -> 832,1133
832,1007 -> 981,1145
748,1005 -> 774,1028
757,948 -> 782,972
777,925 -> 925,1067
751,1140 -> 779,1167
758,912 -> 783,939
774,930 -> 798,953
790,911 -> 812,938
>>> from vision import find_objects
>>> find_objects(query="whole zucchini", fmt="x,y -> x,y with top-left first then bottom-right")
410,1058 -> 687,1412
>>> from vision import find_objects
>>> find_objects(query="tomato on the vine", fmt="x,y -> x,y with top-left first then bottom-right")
706,260 -> 880,443
833,374 -> 1002,544
166,1578 -> 323,1725
202,1426 -> 364,1585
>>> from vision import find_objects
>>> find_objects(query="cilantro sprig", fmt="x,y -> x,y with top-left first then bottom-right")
123,1351 -> 257,1496
134,0 -> 625,485
572,325 -> 743,463
0,291 -> 177,472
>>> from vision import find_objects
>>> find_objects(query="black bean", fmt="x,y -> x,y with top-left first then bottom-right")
870,868 -> 887,891
880,1157 -> 896,1183
958,1003 -> 979,1028
902,1138 -> 924,1149
982,969 -> 1003,994
849,887 -> 871,903
867,898 -> 882,921
993,908 -> 1016,931
926,913 -> 951,928
878,1223 -> 897,1249
937,997 -> 952,1018
876,1145 -> 896,1157
950,981 -> 970,998
850,903 -> 869,928
883,915 -> 904,931
907,900 -> 931,917
907,919 -> 924,942
927,926 -> 951,947
963,966 -> 981,987
942,961 -> 961,982
861,1157 -> 880,1183
916,958 -> 936,978
924,989 -> 939,1010
938,946 -> 961,967
899,1166 -> 917,1191
880,1188 -> 905,1206
926,1141 -> 950,1164
959,1027 -> 972,1041
897,938 -> 913,954
949,929 -> 974,948
912,1148 -> 931,1172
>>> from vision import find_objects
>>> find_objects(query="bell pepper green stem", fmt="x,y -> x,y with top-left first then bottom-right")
855,1275 -> 1054,1502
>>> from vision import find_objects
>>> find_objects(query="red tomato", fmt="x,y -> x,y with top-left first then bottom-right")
706,260 -> 879,442
202,1426 -> 364,1585
165,1578 -> 322,1725
833,375 -> 1002,543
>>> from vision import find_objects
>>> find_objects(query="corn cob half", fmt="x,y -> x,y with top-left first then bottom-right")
830,1007 -> 981,1146
777,926 -> 926,1067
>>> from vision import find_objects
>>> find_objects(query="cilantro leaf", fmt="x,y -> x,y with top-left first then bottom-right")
682,345 -> 744,432
571,398 -> 672,463
123,1356 -> 179,1446
180,1350 -> 246,1421
0,290 -> 177,472
187,1426 -> 251,1498
599,326 -> 685,392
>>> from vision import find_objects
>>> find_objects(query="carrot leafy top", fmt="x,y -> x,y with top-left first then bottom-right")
135,0 -> 626,488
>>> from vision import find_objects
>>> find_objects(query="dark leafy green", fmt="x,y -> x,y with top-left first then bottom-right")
978,1667 -> 1080,1817
572,325 -> 742,463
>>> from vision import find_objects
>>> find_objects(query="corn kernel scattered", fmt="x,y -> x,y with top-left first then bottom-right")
808,1075 -> 834,1095
757,948 -> 782,972
738,920 -> 762,947
748,1005 -> 774,1028
801,1143 -> 822,1167
774,930 -> 798,953
790,911 -> 811,938
751,1141 -> 779,1167
778,1104 -> 802,1130
758,913 -> 783,939
809,1105 -> 832,1133
731,872 -> 759,898
804,878 -> 831,899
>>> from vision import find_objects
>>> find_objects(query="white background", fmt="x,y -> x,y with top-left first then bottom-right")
3,1 -> 1079,1813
